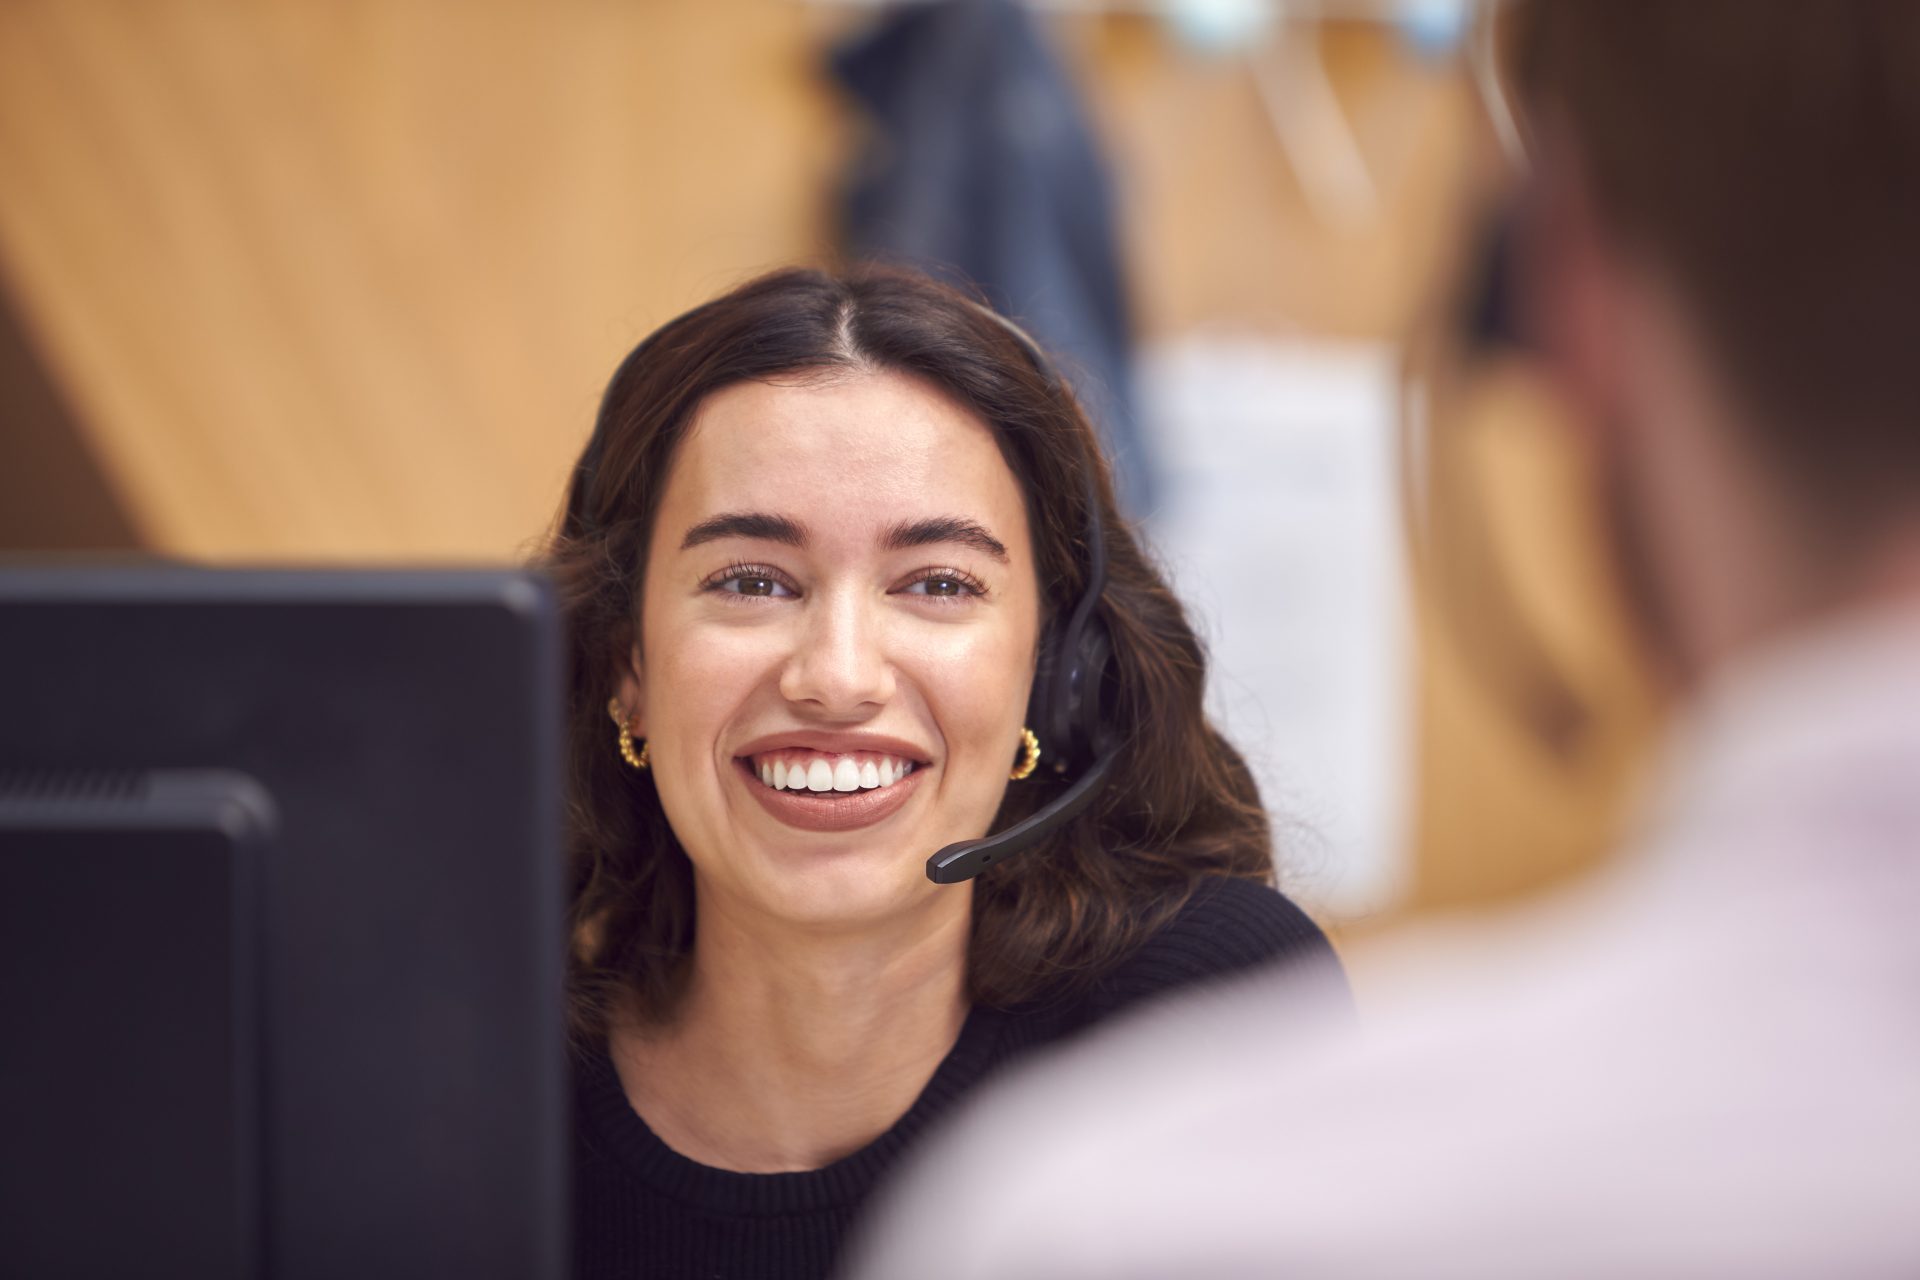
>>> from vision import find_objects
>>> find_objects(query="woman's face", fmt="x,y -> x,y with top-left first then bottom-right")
620,369 -> 1042,933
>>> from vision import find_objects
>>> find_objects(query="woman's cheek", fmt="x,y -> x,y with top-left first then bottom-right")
930,627 -> 1032,761
644,621 -> 784,786
655,616 -> 782,700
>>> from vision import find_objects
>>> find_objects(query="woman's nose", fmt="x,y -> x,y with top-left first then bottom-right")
777,590 -> 895,714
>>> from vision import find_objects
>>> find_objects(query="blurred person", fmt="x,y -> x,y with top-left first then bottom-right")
842,3 -> 1920,1276
543,266 -> 1341,1280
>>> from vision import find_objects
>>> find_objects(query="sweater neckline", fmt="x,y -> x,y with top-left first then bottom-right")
576,1003 -> 1009,1216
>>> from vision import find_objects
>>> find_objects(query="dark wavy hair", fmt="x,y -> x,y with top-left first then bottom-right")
544,265 -> 1274,1038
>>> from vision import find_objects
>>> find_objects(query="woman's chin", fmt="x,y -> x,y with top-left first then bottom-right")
743,842 -> 955,931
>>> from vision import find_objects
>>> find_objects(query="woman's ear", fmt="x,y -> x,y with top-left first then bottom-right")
614,643 -> 646,735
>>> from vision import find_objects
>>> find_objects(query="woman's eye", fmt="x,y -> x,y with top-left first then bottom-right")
717,575 -> 793,598
904,575 -> 976,598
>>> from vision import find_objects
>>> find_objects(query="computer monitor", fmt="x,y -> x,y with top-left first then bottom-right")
0,566 -> 567,1279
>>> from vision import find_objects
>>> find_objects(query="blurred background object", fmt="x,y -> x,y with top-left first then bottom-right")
0,0 -> 1661,936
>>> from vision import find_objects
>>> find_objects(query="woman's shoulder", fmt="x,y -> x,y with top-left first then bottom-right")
1087,875 -> 1345,1022
1129,874 -> 1337,981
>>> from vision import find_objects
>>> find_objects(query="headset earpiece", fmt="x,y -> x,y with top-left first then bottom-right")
1027,592 -> 1113,776
1062,623 -> 1113,772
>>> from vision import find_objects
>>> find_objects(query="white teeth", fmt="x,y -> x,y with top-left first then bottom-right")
752,753 -> 921,790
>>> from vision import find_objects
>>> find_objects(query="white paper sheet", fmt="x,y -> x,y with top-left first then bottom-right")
1137,336 -> 1411,917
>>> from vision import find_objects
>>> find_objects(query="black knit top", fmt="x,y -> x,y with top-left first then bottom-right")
570,876 -> 1341,1280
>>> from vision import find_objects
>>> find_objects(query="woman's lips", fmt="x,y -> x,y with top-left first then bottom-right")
736,757 -> 925,832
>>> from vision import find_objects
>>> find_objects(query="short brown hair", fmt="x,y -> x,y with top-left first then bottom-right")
1510,0 -> 1920,536
544,266 -> 1273,1038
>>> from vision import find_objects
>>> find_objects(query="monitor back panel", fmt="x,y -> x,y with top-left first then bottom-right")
0,568 -> 566,1280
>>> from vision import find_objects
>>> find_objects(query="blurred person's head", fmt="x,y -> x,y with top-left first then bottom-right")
1508,0 -> 1920,687
545,266 -> 1271,1036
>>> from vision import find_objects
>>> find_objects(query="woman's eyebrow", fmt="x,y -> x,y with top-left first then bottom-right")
884,517 -> 1010,563
680,512 -> 808,550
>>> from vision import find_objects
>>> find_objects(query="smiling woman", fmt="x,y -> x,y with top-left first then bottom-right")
541,266 -> 1343,1280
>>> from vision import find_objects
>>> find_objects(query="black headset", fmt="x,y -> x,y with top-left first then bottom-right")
922,311 -> 1118,884
569,295 -> 1118,885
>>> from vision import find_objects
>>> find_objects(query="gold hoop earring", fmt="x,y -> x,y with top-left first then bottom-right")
1010,727 -> 1041,781
608,698 -> 649,771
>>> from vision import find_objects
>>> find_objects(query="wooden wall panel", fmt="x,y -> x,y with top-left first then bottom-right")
1070,18 -> 1481,339
0,267 -> 141,551
1407,359 -> 1665,912
0,0 -> 842,559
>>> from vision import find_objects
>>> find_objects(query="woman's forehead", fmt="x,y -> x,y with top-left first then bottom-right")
661,371 -> 1032,555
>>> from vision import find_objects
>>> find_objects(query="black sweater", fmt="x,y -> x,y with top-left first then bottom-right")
570,876 -> 1341,1280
